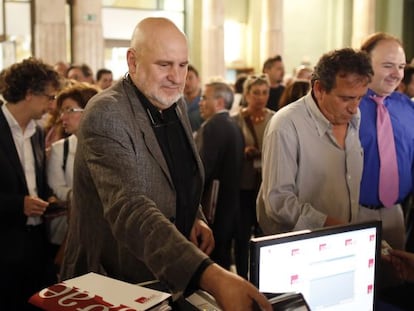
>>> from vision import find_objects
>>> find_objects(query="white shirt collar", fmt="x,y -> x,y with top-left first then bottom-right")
2,102 -> 37,137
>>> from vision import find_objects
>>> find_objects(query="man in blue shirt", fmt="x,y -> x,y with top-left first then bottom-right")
358,32 -> 414,252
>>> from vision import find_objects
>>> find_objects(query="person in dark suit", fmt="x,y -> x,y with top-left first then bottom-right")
60,17 -> 271,311
0,57 -> 61,310
195,81 -> 244,271
262,55 -> 285,111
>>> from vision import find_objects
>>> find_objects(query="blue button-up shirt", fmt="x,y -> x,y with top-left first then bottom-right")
186,94 -> 203,132
359,89 -> 414,206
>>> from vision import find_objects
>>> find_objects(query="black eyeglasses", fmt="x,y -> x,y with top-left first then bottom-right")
42,93 -> 57,101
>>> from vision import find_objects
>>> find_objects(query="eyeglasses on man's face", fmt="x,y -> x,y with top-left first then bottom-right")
60,107 -> 84,116
37,92 -> 57,101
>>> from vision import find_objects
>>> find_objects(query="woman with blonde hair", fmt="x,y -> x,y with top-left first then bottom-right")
233,74 -> 274,279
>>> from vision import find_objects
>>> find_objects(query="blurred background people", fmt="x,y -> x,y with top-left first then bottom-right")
67,63 -> 94,84
262,55 -> 285,111
278,79 -> 311,109
294,64 -> 313,80
96,68 -> 113,90
184,64 -> 204,132
284,64 -> 313,87
233,73 -> 274,279
397,65 -> 414,100
46,83 -> 98,269
230,73 -> 248,116
53,61 -> 70,78
195,80 -> 244,272
80,63 -> 95,84
44,79 -> 78,154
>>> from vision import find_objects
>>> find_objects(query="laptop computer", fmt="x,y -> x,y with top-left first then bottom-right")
249,221 -> 381,311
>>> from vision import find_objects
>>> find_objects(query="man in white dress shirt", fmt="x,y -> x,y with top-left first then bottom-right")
0,57 -> 61,310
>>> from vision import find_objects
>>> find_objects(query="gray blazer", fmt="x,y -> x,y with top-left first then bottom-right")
61,76 -> 209,294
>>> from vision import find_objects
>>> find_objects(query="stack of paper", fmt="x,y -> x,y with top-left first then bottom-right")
29,272 -> 171,311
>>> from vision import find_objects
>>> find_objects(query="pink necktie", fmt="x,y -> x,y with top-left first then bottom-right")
371,95 -> 399,207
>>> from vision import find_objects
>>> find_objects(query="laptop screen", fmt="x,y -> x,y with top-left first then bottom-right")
249,221 -> 381,311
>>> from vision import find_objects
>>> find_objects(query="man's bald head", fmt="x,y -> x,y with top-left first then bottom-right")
126,18 -> 189,110
130,18 -> 186,53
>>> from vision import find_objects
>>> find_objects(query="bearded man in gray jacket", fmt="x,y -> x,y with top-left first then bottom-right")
61,17 -> 271,311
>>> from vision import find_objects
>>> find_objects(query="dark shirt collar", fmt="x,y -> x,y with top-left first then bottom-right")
127,74 -> 178,126
126,75 -> 199,238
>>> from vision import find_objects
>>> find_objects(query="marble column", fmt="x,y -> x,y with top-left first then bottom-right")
351,0 -> 376,48
33,0 -> 67,66
201,0 -> 226,82
71,0 -> 103,75
261,0 -> 283,62
247,0 -> 283,73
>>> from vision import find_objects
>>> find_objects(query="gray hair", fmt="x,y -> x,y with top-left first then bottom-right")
205,81 -> 234,110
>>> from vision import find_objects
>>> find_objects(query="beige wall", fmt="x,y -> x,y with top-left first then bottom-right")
1,0 -> 409,78
376,0 -> 404,36
186,0 -> 406,83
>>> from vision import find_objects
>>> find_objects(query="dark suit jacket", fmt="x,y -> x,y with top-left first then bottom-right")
0,105 -> 56,309
0,107 -> 51,264
195,111 -> 244,236
61,77 -> 210,294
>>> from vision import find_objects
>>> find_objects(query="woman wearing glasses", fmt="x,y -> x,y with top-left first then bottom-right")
46,83 -> 98,270
44,79 -> 79,156
233,74 -> 274,279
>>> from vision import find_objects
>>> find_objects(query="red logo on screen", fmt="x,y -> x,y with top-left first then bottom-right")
291,248 -> 300,256
368,258 -> 374,268
290,274 -> 299,284
345,239 -> 352,246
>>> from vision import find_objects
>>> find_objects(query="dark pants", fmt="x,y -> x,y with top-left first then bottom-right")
0,224 -> 57,310
403,195 -> 414,252
234,189 -> 261,279
378,283 -> 414,311
210,201 -> 237,270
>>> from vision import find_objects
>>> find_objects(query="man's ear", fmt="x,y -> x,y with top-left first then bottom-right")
313,80 -> 324,102
126,48 -> 137,74
25,89 -> 34,102
216,97 -> 225,111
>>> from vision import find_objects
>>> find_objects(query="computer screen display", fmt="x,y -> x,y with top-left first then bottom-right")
249,221 -> 381,311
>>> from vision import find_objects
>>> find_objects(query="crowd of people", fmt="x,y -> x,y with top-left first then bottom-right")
1,16 -> 414,311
